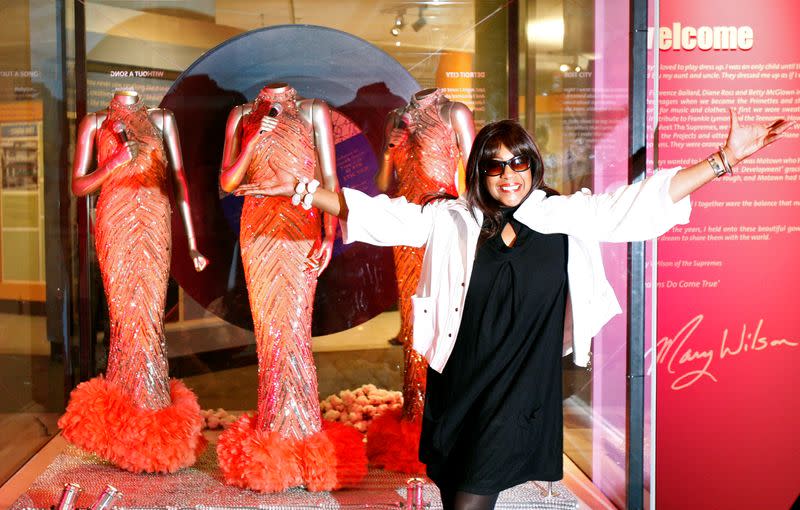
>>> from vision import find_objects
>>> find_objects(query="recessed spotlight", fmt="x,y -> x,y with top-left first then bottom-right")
559,64 -> 570,72
395,15 -> 404,27
395,41 -> 401,47
575,66 -> 581,72
391,27 -> 400,36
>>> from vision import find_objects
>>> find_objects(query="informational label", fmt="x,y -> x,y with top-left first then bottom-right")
435,52 -> 487,124
86,64 -> 176,113
653,2 -> 800,509
561,67 -> 605,193
0,70 -> 42,78
0,122 -> 39,190
0,120 -> 43,282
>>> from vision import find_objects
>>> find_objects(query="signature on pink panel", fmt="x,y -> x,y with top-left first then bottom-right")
646,315 -> 799,390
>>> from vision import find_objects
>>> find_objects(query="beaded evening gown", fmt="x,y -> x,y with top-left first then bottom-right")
390,90 -> 460,421
58,98 -> 204,474
239,86 -> 323,438
217,86 -> 367,493
95,99 -> 172,409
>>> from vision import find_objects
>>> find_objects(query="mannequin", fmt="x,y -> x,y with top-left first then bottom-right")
58,89 -> 208,473
369,88 -> 475,473
217,82 -> 366,492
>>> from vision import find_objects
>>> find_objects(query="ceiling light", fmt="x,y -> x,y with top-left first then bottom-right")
527,17 -> 565,50
391,27 -> 400,36
412,6 -> 428,32
559,64 -> 570,72
394,15 -> 404,27
395,41 -> 401,46
575,66 -> 581,72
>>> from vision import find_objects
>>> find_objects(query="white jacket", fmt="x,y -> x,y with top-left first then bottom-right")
341,167 -> 691,372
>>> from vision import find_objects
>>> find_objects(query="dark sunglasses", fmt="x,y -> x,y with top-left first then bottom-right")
479,154 -> 532,176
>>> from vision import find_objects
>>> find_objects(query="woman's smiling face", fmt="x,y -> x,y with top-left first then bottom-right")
483,144 -> 533,207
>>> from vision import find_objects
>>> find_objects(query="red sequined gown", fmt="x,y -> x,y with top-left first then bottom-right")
390,90 -> 460,421
96,99 -> 172,409
239,87 -> 323,438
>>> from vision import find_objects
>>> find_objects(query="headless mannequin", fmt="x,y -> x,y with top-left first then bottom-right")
219,81 -> 337,435
72,89 -> 209,270
375,87 -> 475,194
59,88 -> 208,474
380,88 -> 475,416
216,83 -> 363,493
366,88 -> 475,473
220,82 -> 338,270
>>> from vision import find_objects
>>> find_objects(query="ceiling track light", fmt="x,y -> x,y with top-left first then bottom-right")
390,10 -> 406,37
412,5 -> 428,32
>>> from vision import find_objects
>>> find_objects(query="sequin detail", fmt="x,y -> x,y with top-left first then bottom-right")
390,90 -> 460,421
240,86 -> 323,439
95,98 -> 171,410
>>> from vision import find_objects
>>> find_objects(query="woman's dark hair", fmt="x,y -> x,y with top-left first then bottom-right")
423,119 -> 552,241
464,120 -> 546,240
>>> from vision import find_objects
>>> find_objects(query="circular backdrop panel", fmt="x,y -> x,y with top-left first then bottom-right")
161,25 -> 419,334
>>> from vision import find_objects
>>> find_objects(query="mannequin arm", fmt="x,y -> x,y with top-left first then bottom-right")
375,110 -> 401,193
219,105 -> 255,193
160,110 -> 208,271
310,99 -> 339,274
448,101 -> 476,171
71,113 -> 133,196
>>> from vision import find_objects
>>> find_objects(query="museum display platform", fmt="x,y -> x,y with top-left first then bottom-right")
5,433 -> 587,509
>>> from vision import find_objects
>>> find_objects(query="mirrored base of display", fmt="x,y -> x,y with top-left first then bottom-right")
3,432 -> 589,509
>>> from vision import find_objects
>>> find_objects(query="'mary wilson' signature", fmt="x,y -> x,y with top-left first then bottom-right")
645,315 -> 799,390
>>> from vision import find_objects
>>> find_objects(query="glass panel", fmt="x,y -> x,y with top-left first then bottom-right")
644,1 -> 659,508
75,0 -> 512,442
521,0 -> 638,506
6,1 -> 665,504
0,0 -> 68,485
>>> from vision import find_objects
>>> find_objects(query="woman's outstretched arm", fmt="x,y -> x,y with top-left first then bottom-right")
668,109 -> 793,202
236,180 -> 348,219
234,183 -> 435,248
515,109 -> 794,242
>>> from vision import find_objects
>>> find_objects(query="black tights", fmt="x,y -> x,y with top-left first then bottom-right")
439,486 -> 500,510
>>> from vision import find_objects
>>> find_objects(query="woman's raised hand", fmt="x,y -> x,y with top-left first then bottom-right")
724,108 -> 794,165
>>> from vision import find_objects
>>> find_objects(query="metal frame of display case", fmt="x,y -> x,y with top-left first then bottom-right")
627,0 -> 649,507
65,0 -> 653,505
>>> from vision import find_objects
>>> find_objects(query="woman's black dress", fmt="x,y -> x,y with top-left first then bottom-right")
419,214 -> 568,495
